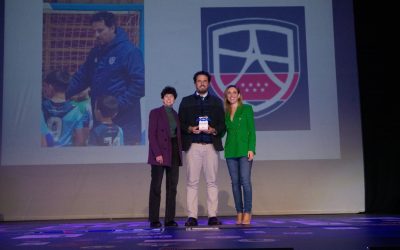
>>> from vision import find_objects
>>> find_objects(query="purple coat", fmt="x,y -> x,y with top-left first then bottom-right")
147,106 -> 182,166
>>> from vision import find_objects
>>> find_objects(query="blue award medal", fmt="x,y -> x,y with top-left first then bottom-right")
198,116 -> 209,131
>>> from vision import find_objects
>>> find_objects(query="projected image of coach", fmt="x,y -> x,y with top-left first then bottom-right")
65,11 -> 145,145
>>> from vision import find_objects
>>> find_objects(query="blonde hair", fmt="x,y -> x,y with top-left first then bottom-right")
223,85 -> 243,114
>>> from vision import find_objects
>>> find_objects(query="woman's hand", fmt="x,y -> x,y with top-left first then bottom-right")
247,151 -> 254,161
156,155 -> 164,165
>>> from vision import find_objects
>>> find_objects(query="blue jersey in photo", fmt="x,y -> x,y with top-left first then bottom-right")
42,99 -> 86,147
88,123 -> 124,146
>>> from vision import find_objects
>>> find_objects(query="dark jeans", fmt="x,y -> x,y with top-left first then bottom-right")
226,157 -> 253,213
149,165 -> 179,222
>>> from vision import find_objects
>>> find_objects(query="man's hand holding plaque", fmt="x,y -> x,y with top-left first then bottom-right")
198,116 -> 209,131
188,116 -> 216,135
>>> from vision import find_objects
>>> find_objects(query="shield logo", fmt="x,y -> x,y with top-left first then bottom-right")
206,18 -> 300,118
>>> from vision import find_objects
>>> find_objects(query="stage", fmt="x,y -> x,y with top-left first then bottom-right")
1,214 -> 400,249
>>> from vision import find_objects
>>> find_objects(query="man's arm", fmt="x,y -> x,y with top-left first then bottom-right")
118,47 -> 145,109
66,55 -> 93,100
213,98 -> 226,137
178,97 -> 192,135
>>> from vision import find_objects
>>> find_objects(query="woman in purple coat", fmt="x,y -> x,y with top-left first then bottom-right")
147,86 -> 182,228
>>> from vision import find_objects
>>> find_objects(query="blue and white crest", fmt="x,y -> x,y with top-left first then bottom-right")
206,18 -> 300,118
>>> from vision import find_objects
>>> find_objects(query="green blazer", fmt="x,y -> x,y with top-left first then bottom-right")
224,104 -> 256,158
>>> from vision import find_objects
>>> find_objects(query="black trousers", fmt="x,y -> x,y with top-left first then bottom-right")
149,137 -> 181,223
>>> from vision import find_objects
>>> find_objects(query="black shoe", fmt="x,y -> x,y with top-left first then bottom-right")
185,217 -> 198,226
165,220 -> 178,227
208,216 -> 222,226
150,221 -> 162,228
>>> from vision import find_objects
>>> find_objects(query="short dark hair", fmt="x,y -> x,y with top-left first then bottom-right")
45,70 -> 70,93
91,11 -> 116,28
193,70 -> 211,83
161,86 -> 177,99
96,95 -> 119,118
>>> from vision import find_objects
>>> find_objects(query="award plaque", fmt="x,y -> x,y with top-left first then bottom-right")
198,116 -> 209,131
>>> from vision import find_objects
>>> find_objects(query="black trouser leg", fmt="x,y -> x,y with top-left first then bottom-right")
165,166 -> 179,222
149,165 -> 165,222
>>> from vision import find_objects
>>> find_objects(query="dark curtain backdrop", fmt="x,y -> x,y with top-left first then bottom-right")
353,0 -> 400,213
1,0 -> 4,165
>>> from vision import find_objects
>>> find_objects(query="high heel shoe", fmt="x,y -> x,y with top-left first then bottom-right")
242,213 -> 252,225
236,213 -> 243,225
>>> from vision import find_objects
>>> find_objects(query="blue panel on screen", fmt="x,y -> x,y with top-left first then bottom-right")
201,7 -> 310,131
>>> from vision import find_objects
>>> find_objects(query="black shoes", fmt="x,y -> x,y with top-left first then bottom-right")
208,216 -> 222,226
150,221 -> 162,228
184,217 -> 222,226
164,220 -> 178,227
151,217 -> 221,227
151,220 -> 179,228
185,217 -> 198,226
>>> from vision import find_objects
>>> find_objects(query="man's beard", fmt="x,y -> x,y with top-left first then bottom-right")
197,86 -> 208,95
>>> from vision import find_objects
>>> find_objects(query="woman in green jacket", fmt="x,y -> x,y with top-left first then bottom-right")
224,85 -> 256,225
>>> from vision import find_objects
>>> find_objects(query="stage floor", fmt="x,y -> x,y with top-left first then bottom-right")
1,214 -> 400,250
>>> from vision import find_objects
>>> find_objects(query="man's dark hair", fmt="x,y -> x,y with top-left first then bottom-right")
161,86 -> 177,99
193,70 -> 211,83
45,70 -> 70,93
96,95 -> 119,118
91,11 -> 116,28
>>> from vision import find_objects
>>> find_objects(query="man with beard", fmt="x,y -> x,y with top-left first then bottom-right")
178,70 -> 226,226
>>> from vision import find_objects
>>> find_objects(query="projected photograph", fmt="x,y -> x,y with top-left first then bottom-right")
41,2 -> 144,147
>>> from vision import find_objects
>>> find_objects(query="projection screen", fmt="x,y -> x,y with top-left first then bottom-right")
3,0 -> 345,165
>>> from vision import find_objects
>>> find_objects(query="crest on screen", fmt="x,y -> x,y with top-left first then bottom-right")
206,18 -> 300,118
